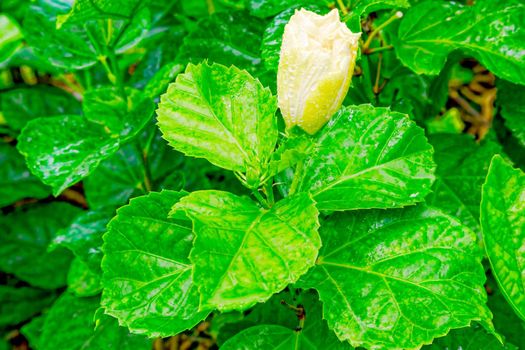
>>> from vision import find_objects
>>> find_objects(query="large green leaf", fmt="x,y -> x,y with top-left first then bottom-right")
0,86 -> 81,131
20,314 -> 45,350
0,202 -> 82,288
157,62 -> 278,186
481,155 -> 525,321
296,105 -> 435,211
17,115 -> 120,196
177,12 -> 266,76
395,0 -> 525,84
174,191 -> 320,311
0,285 -> 56,328
83,87 -> 154,142
426,134 -> 501,237
0,143 -> 50,208
423,323 -> 514,350
101,191 -> 210,337
51,209 -> 114,273
0,14 -> 23,68
40,293 -> 151,350
298,206 -> 494,349
24,0 -> 151,70
497,80 -> 525,147
220,290 -> 352,349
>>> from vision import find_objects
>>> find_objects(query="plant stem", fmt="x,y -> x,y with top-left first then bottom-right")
365,45 -> 393,55
336,0 -> 348,15
362,11 -> 403,52
252,189 -> 269,209
373,52 -> 383,94
264,180 -> 275,206
289,160 -> 304,196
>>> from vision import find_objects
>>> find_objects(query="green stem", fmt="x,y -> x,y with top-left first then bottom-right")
365,45 -> 393,55
252,189 -> 269,209
288,160 -> 304,196
99,55 -> 117,85
362,11 -> 403,52
264,180 -> 275,206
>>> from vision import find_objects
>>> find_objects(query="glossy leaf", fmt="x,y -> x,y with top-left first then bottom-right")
0,86 -> 81,131
40,293 -> 151,350
52,209 -> 114,273
0,143 -> 50,208
177,12 -> 266,75
0,202 -> 82,288
24,0 -> 151,70
497,80 -> 525,147
426,134 -> 501,237
175,191 -> 320,311
17,115 -> 120,196
83,87 -> 155,142
298,206 -> 494,349
0,285 -> 55,328
157,62 -> 278,185
220,290 -> 352,349
296,105 -> 435,211
101,191 -> 210,337
246,0 -> 318,18
481,155 -> 525,321
395,0 -> 525,84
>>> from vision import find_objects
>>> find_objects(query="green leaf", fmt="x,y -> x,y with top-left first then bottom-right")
0,143 -> 51,208
157,62 -> 278,185
177,12 -> 266,76
298,206 -> 494,349
426,134 -> 501,237
497,80 -> 525,147
175,191 -> 320,311
144,62 -> 184,99
17,115 -> 120,196
24,0 -> 151,70
56,0 -> 142,27
52,209 -> 113,273
0,202 -> 82,289
296,105 -> 435,211
0,285 -> 56,328
39,293 -> 151,350
423,323 -> 514,350
83,87 -> 155,142
395,0 -> 525,84
0,14 -> 23,68
101,191 -> 210,338
67,257 -> 102,297
246,0 -> 319,18
84,125 -> 185,209
0,86 -> 81,131
481,155 -> 525,321
220,290 -> 353,349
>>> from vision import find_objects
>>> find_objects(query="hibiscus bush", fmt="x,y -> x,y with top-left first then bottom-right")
0,0 -> 524,349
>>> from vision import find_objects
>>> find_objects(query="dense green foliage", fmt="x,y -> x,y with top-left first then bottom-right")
1,0 -> 524,349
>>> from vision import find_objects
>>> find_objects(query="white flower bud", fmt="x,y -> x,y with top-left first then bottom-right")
277,9 -> 360,134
